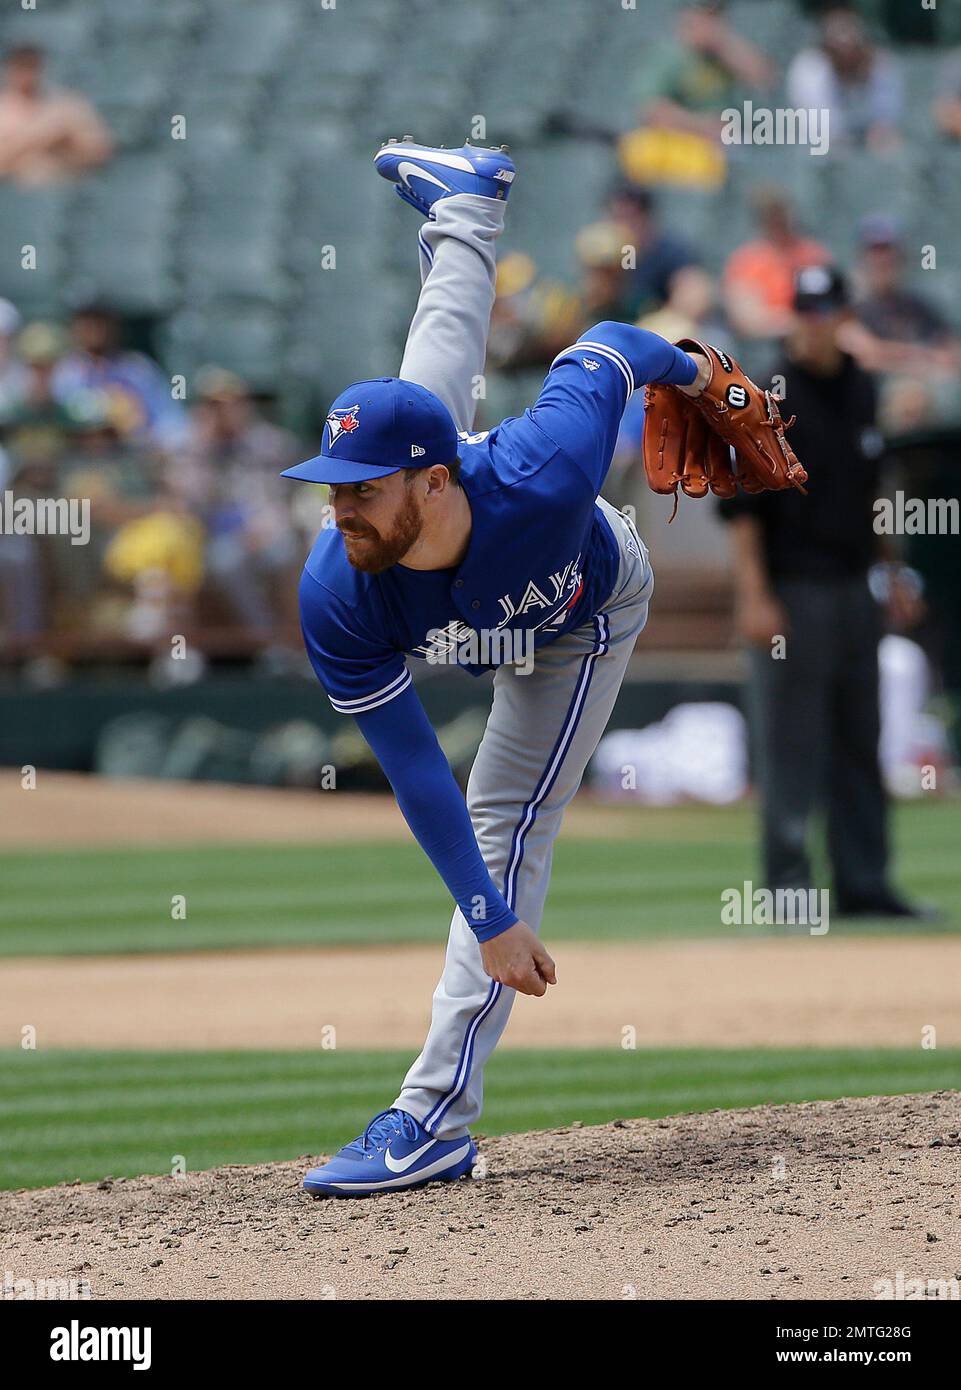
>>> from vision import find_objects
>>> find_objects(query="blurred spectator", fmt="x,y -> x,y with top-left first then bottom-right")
0,45 -> 112,185
638,264 -> 724,345
167,368 -> 301,636
103,510 -> 205,644
0,299 -> 29,418
622,1 -> 773,188
722,186 -> 829,339
52,305 -> 186,452
719,265 -> 927,919
607,185 -> 700,319
633,1 -> 773,137
934,48 -> 961,142
573,221 -> 637,323
488,215 -> 669,375
878,374 -> 939,437
0,321 -> 73,498
786,6 -> 903,153
838,214 -> 961,377
487,253 -> 582,372
0,463 -> 46,641
33,385 -> 209,650
0,320 -> 72,643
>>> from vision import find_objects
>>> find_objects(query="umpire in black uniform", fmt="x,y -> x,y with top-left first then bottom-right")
720,265 -> 926,918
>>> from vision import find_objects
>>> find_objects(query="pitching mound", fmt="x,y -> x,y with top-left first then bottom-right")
3,1092 -> 959,1300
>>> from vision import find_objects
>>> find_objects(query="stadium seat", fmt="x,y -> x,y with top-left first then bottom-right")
179,156 -> 291,304
186,2 -> 299,81
0,185 -> 73,317
807,151 -> 923,263
727,0 -> 815,53
63,157 -> 180,313
1,7 -> 95,71
71,42 -> 179,151
507,140 -> 620,282
1,0 -> 957,425
286,153 -> 387,273
157,302 -> 286,391
90,0 -> 200,36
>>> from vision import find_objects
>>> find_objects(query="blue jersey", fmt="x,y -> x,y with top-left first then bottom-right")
298,322 -> 696,939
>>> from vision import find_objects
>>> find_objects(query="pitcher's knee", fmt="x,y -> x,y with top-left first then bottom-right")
468,794 -> 525,843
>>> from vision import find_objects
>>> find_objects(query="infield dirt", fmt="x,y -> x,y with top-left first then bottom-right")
6,937 -> 961,1049
3,1091 -> 959,1300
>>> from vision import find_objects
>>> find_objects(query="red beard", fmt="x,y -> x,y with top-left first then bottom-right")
338,486 -> 423,574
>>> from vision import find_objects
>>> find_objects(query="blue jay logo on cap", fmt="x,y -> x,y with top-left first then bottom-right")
326,405 -> 361,449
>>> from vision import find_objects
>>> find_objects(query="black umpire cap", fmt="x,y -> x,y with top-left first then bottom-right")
793,264 -> 848,314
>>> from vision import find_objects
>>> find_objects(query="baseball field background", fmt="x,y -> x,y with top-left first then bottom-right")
2,773 -> 959,1298
2,0 -> 961,1300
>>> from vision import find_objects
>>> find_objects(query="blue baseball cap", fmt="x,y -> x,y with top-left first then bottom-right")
281,377 -> 458,484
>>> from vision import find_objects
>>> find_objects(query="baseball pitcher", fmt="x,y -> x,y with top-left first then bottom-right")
283,139 -> 804,1196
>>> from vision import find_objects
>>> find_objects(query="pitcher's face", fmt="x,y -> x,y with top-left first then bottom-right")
328,473 -> 425,574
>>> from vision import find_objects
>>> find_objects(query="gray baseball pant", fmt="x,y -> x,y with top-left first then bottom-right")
392,194 -> 653,1138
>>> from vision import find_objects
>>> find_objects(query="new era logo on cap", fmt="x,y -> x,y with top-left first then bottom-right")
411,444 -> 426,458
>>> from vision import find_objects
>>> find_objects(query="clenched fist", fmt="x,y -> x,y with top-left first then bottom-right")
479,919 -> 556,998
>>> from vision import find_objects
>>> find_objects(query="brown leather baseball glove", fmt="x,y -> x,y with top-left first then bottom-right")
642,339 -> 807,517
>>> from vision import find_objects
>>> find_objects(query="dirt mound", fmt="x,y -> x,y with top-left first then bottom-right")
3,1092 -> 959,1301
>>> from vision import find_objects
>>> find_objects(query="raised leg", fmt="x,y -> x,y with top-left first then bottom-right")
397,193 -> 505,433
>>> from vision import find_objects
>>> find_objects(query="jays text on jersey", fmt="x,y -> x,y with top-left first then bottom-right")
298,322 -> 697,940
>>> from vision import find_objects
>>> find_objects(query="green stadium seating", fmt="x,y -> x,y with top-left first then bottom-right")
64,158 -> 180,313
71,40 -> 179,150
506,140 -> 620,282
0,186 -> 74,317
187,2 -> 299,82
90,0 -> 199,32
156,301 -> 286,391
727,0 -> 814,53
2,7 -> 93,66
0,0 -> 958,399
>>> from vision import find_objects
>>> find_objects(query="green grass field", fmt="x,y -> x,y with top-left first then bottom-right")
0,800 -> 958,956
2,1046 -> 959,1191
2,799 -> 958,1191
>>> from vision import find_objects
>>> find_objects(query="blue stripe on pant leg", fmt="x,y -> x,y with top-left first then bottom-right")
422,977 -> 502,1136
423,615 -> 608,1134
501,614 -> 608,908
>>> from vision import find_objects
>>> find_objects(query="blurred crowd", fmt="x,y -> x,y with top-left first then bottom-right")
490,178 -> 961,501
0,39 -> 318,664
490,2 -> 961,503
0,301 -> 317,661
1,3 -> 960,669
491,4 -> 961,383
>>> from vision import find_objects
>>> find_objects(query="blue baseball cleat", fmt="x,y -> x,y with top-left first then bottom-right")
303,1109 -> 477,1198
374,137 -> 516,216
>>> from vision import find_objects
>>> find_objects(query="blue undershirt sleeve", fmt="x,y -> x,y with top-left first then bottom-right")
299,565 -> 518,942
355,683 -> 519,943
